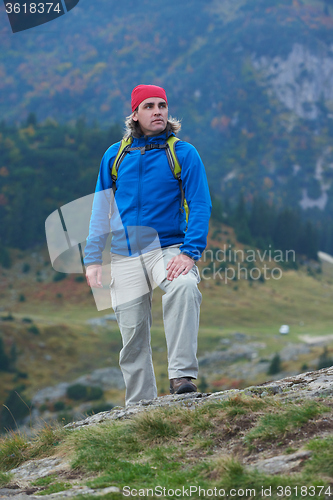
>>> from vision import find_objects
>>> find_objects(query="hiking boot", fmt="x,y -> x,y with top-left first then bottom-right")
170,377 -> 197,395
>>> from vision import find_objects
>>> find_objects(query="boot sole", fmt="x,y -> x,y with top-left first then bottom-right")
171,384 -> 197,395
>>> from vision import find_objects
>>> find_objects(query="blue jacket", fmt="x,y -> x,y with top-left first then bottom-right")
83,130 -> 211,265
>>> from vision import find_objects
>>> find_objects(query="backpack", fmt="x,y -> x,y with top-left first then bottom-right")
109,135 -> 189,224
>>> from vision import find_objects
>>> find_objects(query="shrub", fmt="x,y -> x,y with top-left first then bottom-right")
66,384 -> 104,401
54,401 -> 65,412
22,263 -> 30,273
74,275 -> 85,282
87,386 -> 104,401
53,273 -> 67,282
66,384 -> 88,400
1,313 -> 14,321
28,325 -> 40,335
85,403 -> 113,416
22,317 -> 32,323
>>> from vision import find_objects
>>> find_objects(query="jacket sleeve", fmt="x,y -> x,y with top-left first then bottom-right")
176,142 -> 212,260
83,143 -> 120,267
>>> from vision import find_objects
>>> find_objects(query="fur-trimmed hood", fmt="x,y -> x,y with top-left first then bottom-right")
123,115 -> 181,140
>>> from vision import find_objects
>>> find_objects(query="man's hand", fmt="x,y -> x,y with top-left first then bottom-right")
166,254 -> 194,281
86,264 -> 103,288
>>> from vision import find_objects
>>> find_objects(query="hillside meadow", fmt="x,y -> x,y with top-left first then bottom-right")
0,222 -> 332,419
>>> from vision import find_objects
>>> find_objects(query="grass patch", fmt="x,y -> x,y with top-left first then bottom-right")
0,431 -> 30,471
1,396 -> 333,499
210,456 -> 330,500
36,481 -> 72,495
0,470 -> 13,487
68,413 -> 210,492
69,421 -> 143,472
0,423 -> 69,472
221,393 -> 266,415
129,410 -> 181,443
245,401 -> 329,445
305,435 -> 333,479
31,473 -> 57,486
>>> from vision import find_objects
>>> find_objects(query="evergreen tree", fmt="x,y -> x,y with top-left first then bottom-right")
10,342 -> 17,370
211,197 -> 225,223
26,112 -> 37,127
233,193 -> 252,245
297,221 -> 319,260
249,197 -> 276,249
317,347 -> 333,370
0,246 -> 12,268
267,353 -> 282,375
198,376 -> 209,393
0,337 -> 10,372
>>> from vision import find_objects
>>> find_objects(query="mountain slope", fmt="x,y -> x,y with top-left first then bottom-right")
1,367 -> 333,499
1,0 -> 333,221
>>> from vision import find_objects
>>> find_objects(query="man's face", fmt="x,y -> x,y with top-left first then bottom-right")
132,97 -> 168,136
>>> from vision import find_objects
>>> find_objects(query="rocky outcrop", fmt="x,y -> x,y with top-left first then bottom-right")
252,43 -> 333,120
1,367 -> 332,499
64,366 -> 333,430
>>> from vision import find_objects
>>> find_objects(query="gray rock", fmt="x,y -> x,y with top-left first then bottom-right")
63,366 -> 333,430
86,314 -> 117,327
3,368 -> 333,499
32,367 -> 125,406
74,367 -> 125,390
279,343 -> 311,362
249,450 -> 312,475
8,457 -> 70,481
252,43 -> 333,120
199,343 -> 257,366
32,383 -> 69,405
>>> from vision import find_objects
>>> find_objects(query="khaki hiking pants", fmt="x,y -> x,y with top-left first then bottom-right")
109,244 -> 202,406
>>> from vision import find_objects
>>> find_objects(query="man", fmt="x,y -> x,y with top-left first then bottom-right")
84,84 -> 211,406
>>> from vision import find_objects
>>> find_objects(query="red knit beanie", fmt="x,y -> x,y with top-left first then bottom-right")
131,84 -> 168,112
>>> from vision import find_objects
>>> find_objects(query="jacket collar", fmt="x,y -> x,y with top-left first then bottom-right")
131,125 -> 174,146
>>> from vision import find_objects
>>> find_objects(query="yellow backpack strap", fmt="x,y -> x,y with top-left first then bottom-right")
166,135 -> 181,178
166,136 -> 189,224
108,137 -> 133,219
110,137 -> 133,184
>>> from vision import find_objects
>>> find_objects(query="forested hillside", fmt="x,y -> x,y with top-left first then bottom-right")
0,118 -> 323,257
1,0 -> 333,239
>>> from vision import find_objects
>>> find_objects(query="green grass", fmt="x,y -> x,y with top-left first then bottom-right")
31,473 -> 57,486
35,481 -> 72,495
1,395 -> 332,499
0,431 -> 30,471
0,470 -> 13,487
305,436 -> 333,478
209,457 -> 330,500
245,401 -> 329,445
0,423 -> 70,472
